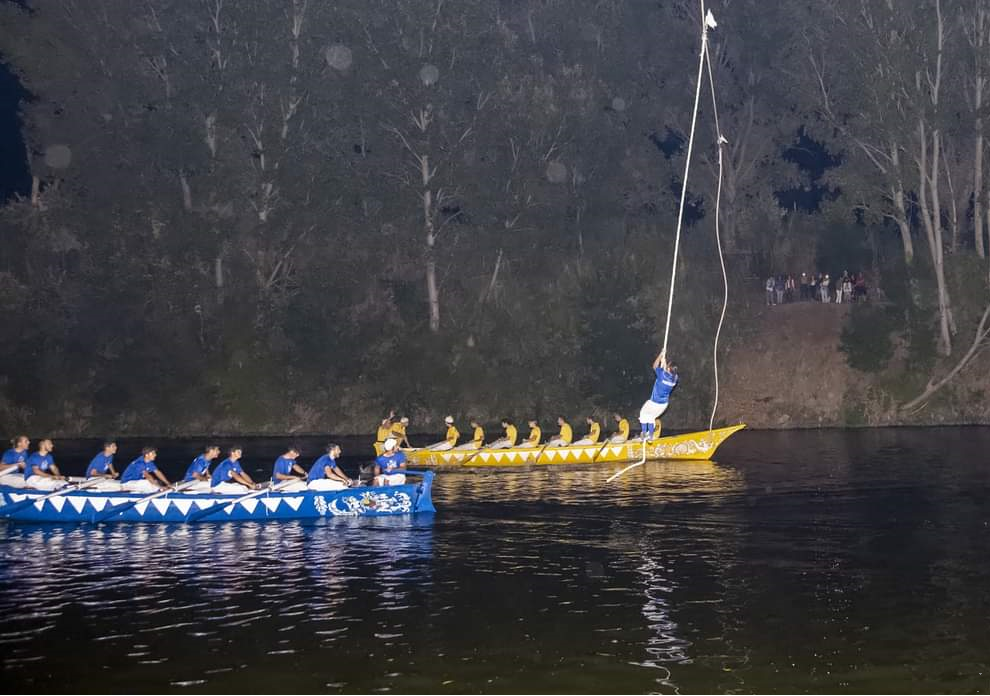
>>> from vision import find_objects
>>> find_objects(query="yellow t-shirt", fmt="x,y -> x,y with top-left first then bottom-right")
445,425 -> 459,446
375,424 -> 391,442
527,426 -> 541,445
391,423 -> 407,441
618,418 -> 630,438
505,424 -> 518,446
472,426 -> 484,446
559,422 -> 573,445
587,422 -> 601,443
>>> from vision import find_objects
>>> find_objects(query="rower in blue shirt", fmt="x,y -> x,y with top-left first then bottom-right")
85,440 -> 122,491
182,445 -> 221,492
374,438 -> 407,486
638,349 -> 679,441
120,447 -> 171,493
0,435 -> 30,487
210,446 -> 257,494
271,446 -> 308,492
23,439 -> 66,491
307,444 -> 352,491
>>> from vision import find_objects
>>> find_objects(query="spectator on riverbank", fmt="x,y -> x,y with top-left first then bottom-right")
765,276 -> 775,306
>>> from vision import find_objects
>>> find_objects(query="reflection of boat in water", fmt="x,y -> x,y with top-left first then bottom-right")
405,425 -> 745,468
0,472 -> 436,523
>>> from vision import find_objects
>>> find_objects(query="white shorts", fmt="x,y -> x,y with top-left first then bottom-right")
182,480 -> 213,493
0,473 -> 28,488
572,438 -> 595,446
308,479 -> 348,491
25,475 -> 66,491
375,473 -> 406,487
639,399 -> 669,425
426,441 -> 454,451
610,435 -> 628,444
212,481 -> 250,494
487,439 -> 513,449
546,438 -> 568,447
275,480 -> 308,493
122,479 -> 159,494
454,442 -> 480,450
85,478 -> 122,492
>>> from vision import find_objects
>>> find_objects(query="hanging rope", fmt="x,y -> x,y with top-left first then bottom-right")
704,15 -> 728,433
659,0 -> 712,358
607,2 -> 718,485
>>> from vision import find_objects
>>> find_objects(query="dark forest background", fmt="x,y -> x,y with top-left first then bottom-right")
2,0 -> 990,436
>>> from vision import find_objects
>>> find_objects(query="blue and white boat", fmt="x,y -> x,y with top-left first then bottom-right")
0,471 -> 436,524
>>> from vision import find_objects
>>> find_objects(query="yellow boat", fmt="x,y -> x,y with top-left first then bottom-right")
404,424 -> 745,468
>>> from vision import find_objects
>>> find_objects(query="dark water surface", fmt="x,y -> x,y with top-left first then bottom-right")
2,428 -> 989,693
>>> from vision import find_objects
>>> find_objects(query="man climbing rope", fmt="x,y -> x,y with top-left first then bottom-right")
638,350 -> 678,441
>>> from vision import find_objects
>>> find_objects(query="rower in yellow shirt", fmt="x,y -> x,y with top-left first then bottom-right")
547,416 -> 572,446
611,413 -> 630,443
455,419 -> 484,450
390,416 -> 412,448
427,415 -> 459,451
525,420 -> 541,447
489,419 -> 518,449
373,413 -> 394,456
573,416 -> 601,445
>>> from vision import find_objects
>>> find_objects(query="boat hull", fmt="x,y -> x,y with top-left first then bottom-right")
405,424 -> 745,468
0,472 -> 435,524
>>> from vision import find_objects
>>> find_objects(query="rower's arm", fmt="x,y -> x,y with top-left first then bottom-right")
154,469 -> 171,486
292,463 -> 308,476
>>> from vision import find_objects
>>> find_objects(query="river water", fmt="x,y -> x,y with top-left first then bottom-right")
1,427 -> 988,693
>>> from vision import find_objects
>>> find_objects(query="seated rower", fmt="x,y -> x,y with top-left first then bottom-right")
488,419 -> 518,449
524,420 -> 541,447
610,414 -> 630,443
307,444 -> 352,491
85,440 -> 122,492
546,416 -> 573,447
426,416 -> 459,451
271,445 -> 308,492
181,445 -> 221,493
210,446 -> 257,494
373,412 -> 395,456
23,439 -> 66,491
120,447 -> 171,493
374,438 -> 407,486
391,416 -> 412,449
573,417 -> 601,446
454,420 -> 484,450
0,435 -> 30,488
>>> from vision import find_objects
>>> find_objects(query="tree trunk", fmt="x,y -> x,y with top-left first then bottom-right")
918,122 -> 953,356
421,155 -> 440,333
890,144 -> 914,264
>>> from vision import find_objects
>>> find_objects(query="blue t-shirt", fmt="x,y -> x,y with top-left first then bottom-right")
271,456 -> 297,483
24,452 -> 53,479
121,457 -> 158,483
307,454 -> 340,482
211,458 -> 244,487
183,455 -> 212,482
375,451 -> 407,474
87,452 -> 114,477
650,367 -> 679,404
2,448 -> 28,469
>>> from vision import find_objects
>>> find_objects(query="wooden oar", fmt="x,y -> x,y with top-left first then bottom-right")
91,480 -> 197,523
0,477 -> 104,516
186,479 -> 300,522
529,440 -> 553,466
590,437 -> 613,463
458,442 -> 491,467
0,465 -> 19,477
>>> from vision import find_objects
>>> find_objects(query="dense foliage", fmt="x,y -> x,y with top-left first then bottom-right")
1,0 -> 989,434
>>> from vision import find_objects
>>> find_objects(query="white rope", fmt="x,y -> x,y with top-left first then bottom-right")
660,0 -> 711,358
704,20 -> 728,433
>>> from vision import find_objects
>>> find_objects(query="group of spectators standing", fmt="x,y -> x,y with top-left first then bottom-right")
765,271 -> 869,306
